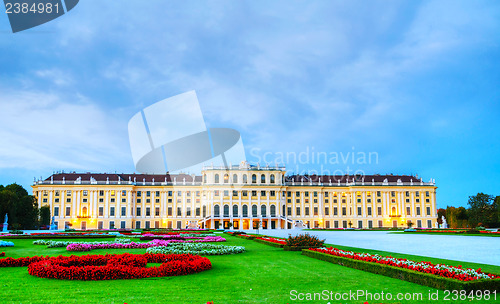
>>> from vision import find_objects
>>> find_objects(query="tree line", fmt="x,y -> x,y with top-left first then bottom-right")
0,183 -> 48,230
438,193 -> 500,228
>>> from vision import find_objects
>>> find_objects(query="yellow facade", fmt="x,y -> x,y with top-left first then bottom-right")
32,163 -> 437,230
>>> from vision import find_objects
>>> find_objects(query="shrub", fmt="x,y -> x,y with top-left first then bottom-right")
286,233 -> 324,247
10,230 -> 23,235
467,229 -> 481,234
0,252 -> 5,257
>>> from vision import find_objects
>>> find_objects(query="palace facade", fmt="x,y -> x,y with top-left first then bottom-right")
32,162 -> 438,230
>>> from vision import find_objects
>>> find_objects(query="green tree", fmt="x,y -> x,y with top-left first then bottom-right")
0,183 -> 38,229
467,193 -> 495,228
39,206 -> 51,227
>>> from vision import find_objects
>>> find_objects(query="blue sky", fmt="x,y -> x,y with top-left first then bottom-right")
0,0 -> 499,208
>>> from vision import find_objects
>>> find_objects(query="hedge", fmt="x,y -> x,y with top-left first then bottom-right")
284,245 -> 320,251
301,249 -> 500,292
254,238 -> 284,248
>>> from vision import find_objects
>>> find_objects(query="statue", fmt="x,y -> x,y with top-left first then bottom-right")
50,216 -> 57,230
441,216 -> 448,229
2,213 -> 8,232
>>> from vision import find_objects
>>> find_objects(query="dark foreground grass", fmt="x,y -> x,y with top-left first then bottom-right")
0,235 -> 498,304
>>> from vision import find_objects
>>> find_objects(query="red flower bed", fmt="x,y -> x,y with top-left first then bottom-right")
310,248 -> 499,281
1,253 -> 211,280
254,237 -> 286,245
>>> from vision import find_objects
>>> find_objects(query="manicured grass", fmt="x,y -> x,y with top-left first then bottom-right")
0,235 -> 498,303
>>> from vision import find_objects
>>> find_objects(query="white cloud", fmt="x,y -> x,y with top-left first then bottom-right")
0,89 -> 131,171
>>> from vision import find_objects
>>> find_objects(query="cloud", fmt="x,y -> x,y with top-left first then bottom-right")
0,89 -> 131,171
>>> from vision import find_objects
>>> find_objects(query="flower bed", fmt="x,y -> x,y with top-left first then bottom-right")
254,237 -> 285,248
0,240 -> 14,247
65,236 -> 226,252
146,243 -> 245,255
34,238 -> 132,248
285,234 -> 324,249
25,253 -> 211,280
304,248 -> 500,291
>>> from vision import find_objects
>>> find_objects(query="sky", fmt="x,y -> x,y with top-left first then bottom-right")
0,0 -> 499,208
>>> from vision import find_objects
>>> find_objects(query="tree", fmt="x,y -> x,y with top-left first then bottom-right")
437,208 -> 446,226
39,206 -> 51,227
0,183 -> 38,229
467,193 -> 495,228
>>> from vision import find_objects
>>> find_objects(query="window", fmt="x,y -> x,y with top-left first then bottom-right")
214,174 -> 219,183
177,191 -> 182,196
54,207 -> 59,216
224,174 -> 229,183
261,205 -> 266,216
122,190 -> 127,196
121,221 -> 126,229
270,190 -> 276,196
203,174 -> 207,183
66,190 -> 71,196
55,191 -> 60,196
168,191 -> 173,196
367,207 -> 372,216
122,198 -> 126,203
135,221 -> 141,229
417,220 -> 422,228
296,207 -> 301,216
243,175 -> 248,183
377,191 -> 381,197
109,221 -> 115,229
224,190 -> 229,197
333,207 -> 338,216
66,198 -> 71,203
98,207 -> 103,217
287,207 -> 292,216
168,207 -> 172,216
121,207 -> 126,216
305,191 -> 309,197
43,198 -> 47,203
243,205 -> 248,217
426,198 -> 430,203
155,198 -> 159,203
313,207 -> 318,216
406,207 -> 411,215
416,207 -> 421,216
427,220 -> 432,228
233,205 -> 238,217
358,220 -> 363,228
416,191 -> 420,197
334,221 -> 339,228
136,207 -> 141,217
110,198 -> 115,203
196,207 -> 200,216
146,207 -> 151,216
214,205 -> 220,217
233,174 -> 238,183
110,207 -> 115,217
270,174 -> 275,184
405,191 -> 410,197
155,191 -> 160,197
83,190 -> 88,196
155,207 -> 160,216
325,207 -> 329,216
261,174 -> 266,183
426,191 -> 430,197
426,207 -> 431,216
186,207 -> 191,217
99,198 -> 104,203
145,221 -> 150,229
99,190 -> 104,196
296,199 -> 300,204
357,198 -> 361,203
252,174 -> 257,184
98,221 -> 103,230
368,220 -> 373,229
377,206 -> 382,216
270,205 -> 276,216
242,190 -> 248,197
305,207 -> 310,216
252,191 -> 257,197
357,206 -> 362,215
214,190 -> 219,196
342,207 -> 346,216
261,190 -> 266,196
252,205 -> 258,217
146,191 -> 151,197
177,207 -> 182,216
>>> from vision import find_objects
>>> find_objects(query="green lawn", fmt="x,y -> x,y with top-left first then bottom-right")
0,235 -> 498,304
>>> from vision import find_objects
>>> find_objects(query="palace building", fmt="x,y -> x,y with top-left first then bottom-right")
32,162 -> 437,230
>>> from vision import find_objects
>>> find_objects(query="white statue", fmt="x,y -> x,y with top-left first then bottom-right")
441,216 -> 448,229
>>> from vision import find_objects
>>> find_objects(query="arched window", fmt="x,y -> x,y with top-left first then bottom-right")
282,205 -> 286,215
252,174 -> 257,184
214,205 -> 220,217
261,174 -> 266,184
233,205 -> 238,217
203,174 -> 207,183
224,174 -> 229,183
82,207 -> 87,217
202,205 -> 207,217
270,205 -> 276,216
243,174 -> 248,183
252,204 -> 258,217
261,205 -> 267,216
233,174 -> 238,184
270,174 -> 275,184
242,205 -> 248,217
223,204 -> 229,217
214,174 -> 219,184
391,207 -> 396,215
